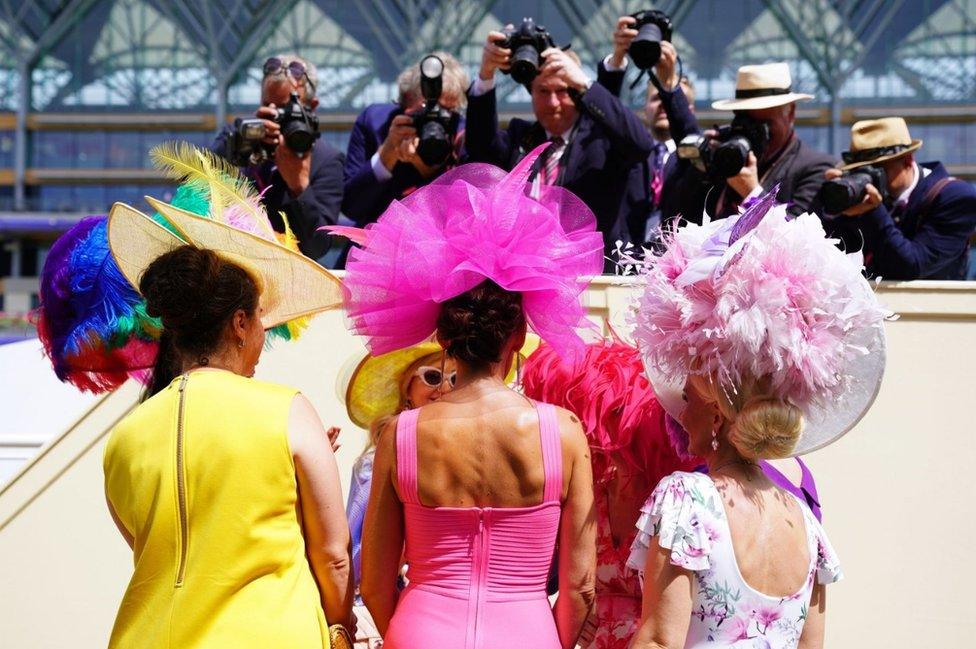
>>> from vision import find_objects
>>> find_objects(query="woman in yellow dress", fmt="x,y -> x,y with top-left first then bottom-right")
101,198 -> 353,648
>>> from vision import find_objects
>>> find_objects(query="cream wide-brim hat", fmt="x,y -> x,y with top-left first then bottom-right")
839,117 -> 923,171
107,199 -> 343,330
712,62 -> 814,111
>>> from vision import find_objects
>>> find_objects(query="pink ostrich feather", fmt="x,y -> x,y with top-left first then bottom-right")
628,192 -> 889,413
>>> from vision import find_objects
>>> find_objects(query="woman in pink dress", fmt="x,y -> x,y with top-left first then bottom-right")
330,146 -> 605,649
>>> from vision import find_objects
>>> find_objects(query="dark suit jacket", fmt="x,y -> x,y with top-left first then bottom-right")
656,89 -> 836,224
342,102 -> 465,227
212,124 -> 344,260
464,80 -> 654,268
827,162 -> 976,280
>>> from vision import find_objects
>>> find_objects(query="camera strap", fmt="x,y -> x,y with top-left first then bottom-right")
632,55 -> 684,92
915,176 -> 959,227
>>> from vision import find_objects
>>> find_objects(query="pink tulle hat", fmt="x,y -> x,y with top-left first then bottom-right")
627,189 -> 890,455
326,145 -> 604,358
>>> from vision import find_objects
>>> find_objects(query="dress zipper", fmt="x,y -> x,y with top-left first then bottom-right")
175,373 -> 189,587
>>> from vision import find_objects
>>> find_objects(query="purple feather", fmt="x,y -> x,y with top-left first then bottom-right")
729,183 -> 781,244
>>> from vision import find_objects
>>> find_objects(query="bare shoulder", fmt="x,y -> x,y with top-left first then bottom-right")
552,405 -> 588,451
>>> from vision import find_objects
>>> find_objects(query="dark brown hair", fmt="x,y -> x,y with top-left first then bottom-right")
436,280 -> 525,367
140,246 -> 259,398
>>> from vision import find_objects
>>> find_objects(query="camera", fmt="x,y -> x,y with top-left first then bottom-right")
408,55 -> 461,167
494,18 -> 558,86
227,92 -> 320,166
629,10 -> 673,69
677,115 -> 770,179
819,165 -> 888,214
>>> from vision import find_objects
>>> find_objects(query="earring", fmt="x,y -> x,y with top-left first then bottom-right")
238,338 -> 245,349
515,353 -> 523,390
711,428 -> 719,451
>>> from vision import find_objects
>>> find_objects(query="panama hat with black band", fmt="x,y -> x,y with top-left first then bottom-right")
712,62 -> 814,111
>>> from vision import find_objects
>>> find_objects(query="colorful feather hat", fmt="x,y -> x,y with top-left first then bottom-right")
627,189 -> 890,455
35,142 -> 341,392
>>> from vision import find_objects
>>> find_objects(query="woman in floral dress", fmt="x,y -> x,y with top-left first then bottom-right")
625,192 -> 888,648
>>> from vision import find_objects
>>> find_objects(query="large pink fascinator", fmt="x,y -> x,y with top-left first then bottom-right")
328,145 -> 604,357
629,190 -> 890,455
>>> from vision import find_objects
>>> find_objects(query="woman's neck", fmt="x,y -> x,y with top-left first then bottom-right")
180,347 -> 241,376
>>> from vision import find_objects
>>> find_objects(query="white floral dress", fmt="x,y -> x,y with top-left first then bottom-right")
627,471 -> 842,648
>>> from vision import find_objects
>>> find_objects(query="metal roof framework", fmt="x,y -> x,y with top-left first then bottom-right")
2,0 -> 975,209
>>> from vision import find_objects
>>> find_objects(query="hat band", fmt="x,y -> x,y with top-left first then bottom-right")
842,143 -> 911,165
734,86 -> 792,99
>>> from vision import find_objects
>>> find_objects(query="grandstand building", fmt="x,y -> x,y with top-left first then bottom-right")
1,0 -> 975,320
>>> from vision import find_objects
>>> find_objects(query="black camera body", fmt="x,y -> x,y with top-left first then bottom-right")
408,55 -> 461,167
494,18 -> 558,86
228,91 -> 320,166
819,165 -> 888,214
677,115 -> 770,179
629,10 -> 673,69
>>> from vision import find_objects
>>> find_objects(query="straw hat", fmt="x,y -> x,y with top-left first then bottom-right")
107,199 -> 343,330
338,333 -> 543,430
712,62 -> 814,111
839,117 -> 922,171
338,342 -> 444,429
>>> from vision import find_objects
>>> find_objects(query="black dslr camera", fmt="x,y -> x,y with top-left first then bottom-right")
494,18 -> 558,86
819,165 -> 888,214
677,115 -> 771,179
628,10 -> 673,69
228,92 -> 320,166
408,55 -> 461,167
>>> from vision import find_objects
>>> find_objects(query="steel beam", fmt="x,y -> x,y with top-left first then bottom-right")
14,60 -> 29,211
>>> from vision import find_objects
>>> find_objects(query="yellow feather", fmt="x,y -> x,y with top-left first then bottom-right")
149,142 -> 275,238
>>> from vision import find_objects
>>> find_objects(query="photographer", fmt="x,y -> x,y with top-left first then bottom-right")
601,17 -> 697,244
654,55 -> 834,223
465,22 -> 654,268
823,118 -> 976,280
212,55 -> 344,261
342,52 -> 468,228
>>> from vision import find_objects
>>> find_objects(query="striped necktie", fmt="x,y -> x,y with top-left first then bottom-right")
541,135 -> 565,186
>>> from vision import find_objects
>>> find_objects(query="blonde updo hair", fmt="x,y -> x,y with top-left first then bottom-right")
690,374 -> 804,459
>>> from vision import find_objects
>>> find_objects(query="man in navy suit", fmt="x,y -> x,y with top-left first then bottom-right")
465,26 -> 654,270
342,52 -> 468,228
825,118 -> 976,280
212,55 -> 344,262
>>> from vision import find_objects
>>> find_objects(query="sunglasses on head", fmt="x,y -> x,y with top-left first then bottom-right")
416,366 -> 457,389
263,57 -> 316,95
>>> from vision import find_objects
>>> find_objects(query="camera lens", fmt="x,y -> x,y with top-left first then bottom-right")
630,22 -> 664,69
712,137 -> 751,178
510,44 -> 541,85
416,120 -> 451,166
283,122 -> 316,154
820,172 -> 871,214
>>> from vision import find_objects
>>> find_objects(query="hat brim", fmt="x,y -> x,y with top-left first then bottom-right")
340,342 -> 444,429
839,140 -> 922,171
641,323 -> 886,457
712,92 -> 814,111
108,200 -> 343,330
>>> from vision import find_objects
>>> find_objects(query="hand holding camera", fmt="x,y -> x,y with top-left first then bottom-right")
611,16 -> 639,69
480,28 -> 512,81
822,167 -> 885,216
654,41 -> 679,91
726,151 -> 760,198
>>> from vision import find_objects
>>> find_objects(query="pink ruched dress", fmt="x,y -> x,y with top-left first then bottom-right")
383,404 -> 563,649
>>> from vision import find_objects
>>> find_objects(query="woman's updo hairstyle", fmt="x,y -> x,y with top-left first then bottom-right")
139,246 -> 259,398
436,280 -> 525,367
694,374 -> 804,459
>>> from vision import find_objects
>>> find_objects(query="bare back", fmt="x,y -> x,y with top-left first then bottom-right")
714,473 -> 811,598
406,387 -> 575,509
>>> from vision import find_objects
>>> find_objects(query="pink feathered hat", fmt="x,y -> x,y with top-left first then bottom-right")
327,145 -> 604,358
628,189 -> 889,455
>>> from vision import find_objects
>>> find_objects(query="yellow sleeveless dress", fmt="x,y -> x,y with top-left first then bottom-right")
104,370 -> 331,648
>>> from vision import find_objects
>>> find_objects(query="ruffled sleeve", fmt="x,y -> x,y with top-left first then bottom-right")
811,517 -> 843,585
626,472 -> 719,573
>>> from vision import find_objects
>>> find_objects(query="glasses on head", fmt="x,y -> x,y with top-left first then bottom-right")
263,57 -> 316,96
415,366 -> 457,389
